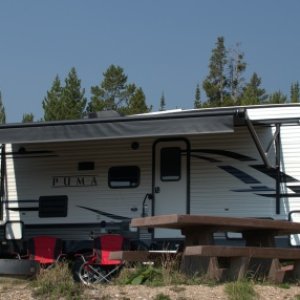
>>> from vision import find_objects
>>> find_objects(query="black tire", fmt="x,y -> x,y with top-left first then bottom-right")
78,262 -> 106,285
72,258 -> 84,282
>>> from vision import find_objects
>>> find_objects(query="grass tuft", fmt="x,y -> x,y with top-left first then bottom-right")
31,263 -> 83,300
224,280 -> 257,300
153,293 -> 172,300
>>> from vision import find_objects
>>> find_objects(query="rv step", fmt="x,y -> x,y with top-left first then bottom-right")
0,259 -> 40,277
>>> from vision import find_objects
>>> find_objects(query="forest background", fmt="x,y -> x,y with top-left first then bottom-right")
0,35 -> 299,124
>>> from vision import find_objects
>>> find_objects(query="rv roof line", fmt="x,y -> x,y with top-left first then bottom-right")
0,104 -> 299,130
0,107 -> 243,130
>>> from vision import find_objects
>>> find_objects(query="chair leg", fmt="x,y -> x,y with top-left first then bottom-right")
103,265 -> 123,282
78,262 -> 109,285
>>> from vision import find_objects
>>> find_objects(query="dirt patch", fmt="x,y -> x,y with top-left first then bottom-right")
1,280 -> 300,300
86,284 -> 300,300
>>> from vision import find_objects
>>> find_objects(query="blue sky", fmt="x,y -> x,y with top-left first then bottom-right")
0,0 -> 299,122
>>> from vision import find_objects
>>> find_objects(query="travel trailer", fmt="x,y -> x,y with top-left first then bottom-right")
0,104 -> 299,256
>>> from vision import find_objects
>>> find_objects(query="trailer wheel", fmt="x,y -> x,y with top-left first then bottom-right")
72,257 -> 84,282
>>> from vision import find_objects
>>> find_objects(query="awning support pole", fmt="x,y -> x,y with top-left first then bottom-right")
0,144 -> 6,220
275,124 -> 281,214
244,110 -> 273,169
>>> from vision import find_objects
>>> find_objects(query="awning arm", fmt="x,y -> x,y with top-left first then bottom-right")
244,110 -> 274,169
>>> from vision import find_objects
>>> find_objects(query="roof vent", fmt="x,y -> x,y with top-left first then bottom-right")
87,110 -> 121,119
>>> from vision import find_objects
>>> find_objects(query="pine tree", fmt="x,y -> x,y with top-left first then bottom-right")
22,113 -> 34,123
43,69 -> 86,121
125,87 -> 151,115
194,84 -> 201,108
240,73 -> 267,105
88,65 -> 151,115
203,36 -> 228,107
88,65 -> 128,112
290,81 -> 300,103
227,43 -> 246,104
42,75 -> 63,121
61,67 -> 86,120
159,92 -> 166,111
0,91 -> 6,124
267,91 -> 287,104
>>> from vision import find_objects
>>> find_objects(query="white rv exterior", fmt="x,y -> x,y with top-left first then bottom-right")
0,105 -> 300,254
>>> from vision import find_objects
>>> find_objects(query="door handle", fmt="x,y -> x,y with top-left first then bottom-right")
154,186 -> 160,193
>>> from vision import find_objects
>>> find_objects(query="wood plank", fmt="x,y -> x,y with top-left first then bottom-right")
109,251 -> 178,262
130,214 -> 300,235
109,251 -> 149,262
268,258 -> 285,283
227,257 -> 250,281
184,245 -> 300,259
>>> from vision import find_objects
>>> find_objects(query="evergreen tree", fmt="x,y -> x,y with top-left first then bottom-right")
42,75 -> 63,121
203,36 -> 228,107
88,65 -> 128,112
267,91 -> 287,104
0,91 -> 6,124
88,64 -> 151,115
22,113 -> 34,123
290,81 -> 300,103
194,84 -> 201,108
43,69 -> 86,121
125,87 -> 151,115
240,73 -> 267,105
61,67 -> 86,120
159,92 -> 166,111
227,44 -> 246,104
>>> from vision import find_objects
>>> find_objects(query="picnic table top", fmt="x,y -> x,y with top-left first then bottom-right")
130,214 -> 300,235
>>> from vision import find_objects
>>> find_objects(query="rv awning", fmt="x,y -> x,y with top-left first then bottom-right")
0,110 -> 236,144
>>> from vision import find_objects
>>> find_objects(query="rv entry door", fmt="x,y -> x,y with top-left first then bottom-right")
153,139 -> 189,238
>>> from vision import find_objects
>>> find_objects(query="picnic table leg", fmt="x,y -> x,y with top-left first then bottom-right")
180,229 -> 222,278
243,230 -> 277,279
227,257 -> 250,281
292,260 -> 300,280
268,258 -> 286,284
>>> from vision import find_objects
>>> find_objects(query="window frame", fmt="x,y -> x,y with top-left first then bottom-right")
160,147 -> 181,182
108,166 -> 140,189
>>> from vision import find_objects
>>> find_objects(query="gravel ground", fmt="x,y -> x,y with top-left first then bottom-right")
1,280 -> 300,300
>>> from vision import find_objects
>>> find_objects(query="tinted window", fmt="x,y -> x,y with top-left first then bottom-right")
39,195 -> 68,218
160,147 -> 181,181
108,166 -> 140,188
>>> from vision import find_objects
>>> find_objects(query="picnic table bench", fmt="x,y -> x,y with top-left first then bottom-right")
130,214 -> 300,283
109,250 -> 179,264
184,245 -> 300,282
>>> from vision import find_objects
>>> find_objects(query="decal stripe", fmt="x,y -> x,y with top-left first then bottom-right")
288,186 -> 300,193
8,207 -> 39,211
190,154 -> 221,162
192,149 -> 256,161
219,166 -> 261,184
77,205 -> 130,220
256,193 -> 300,198
233,186 -> 275,192
251,165 -> 298,183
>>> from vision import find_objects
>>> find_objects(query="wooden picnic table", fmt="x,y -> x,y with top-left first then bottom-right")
130,214 -> 300,282
130,214 -> 300,246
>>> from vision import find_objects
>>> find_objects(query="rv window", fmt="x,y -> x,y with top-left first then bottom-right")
39,195 -> 68,218
108,166 -> 140,188
160,147 -> 181,181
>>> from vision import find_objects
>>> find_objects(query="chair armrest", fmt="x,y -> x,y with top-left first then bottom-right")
74,253 -> 93,263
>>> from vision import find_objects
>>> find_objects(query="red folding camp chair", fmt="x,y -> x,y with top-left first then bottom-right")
77,234 -> 126,285
26,236 -> 65,268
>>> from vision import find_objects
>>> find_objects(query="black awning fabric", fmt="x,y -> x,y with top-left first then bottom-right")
0,112 -> 234,144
